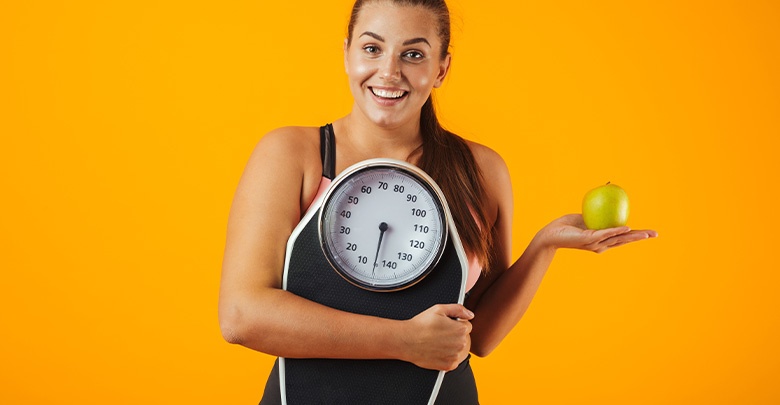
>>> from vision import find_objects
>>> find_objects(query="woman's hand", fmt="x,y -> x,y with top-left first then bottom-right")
539,214 -> 657,254
400,304 -> 474,371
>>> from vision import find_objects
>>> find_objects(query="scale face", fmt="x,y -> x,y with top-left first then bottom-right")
318,159 -> 448,292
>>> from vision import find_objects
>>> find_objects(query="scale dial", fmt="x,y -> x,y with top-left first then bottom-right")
319,159 -> 448,292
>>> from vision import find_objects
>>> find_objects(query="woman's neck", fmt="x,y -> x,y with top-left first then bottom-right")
333,111 -> 424,163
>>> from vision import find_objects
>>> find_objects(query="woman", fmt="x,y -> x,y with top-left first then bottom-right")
219,0 -> 657,403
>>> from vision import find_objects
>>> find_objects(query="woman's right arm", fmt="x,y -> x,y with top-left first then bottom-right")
218,128 -> 473,371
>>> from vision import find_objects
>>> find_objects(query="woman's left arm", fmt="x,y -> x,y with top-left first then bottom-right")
465,147 -> 657,357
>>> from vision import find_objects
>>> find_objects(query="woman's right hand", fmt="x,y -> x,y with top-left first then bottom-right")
400,304 -> 474,371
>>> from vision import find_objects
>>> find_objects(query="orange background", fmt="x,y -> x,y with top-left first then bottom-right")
2,0 -> 778,403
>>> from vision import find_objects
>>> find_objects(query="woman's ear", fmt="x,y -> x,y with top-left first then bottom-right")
433,53 -> 452,88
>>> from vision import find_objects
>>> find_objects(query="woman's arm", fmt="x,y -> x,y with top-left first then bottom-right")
465,146 -> 657,357
218,128 -> 473,371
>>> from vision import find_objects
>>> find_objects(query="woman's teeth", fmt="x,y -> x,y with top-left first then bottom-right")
371,88 -> 407,99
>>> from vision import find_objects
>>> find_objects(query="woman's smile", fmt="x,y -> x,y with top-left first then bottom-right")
368,86 -> 409,106
370,87 -> 408,99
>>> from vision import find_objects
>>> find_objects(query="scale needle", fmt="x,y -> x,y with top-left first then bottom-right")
372,222 -> 388,276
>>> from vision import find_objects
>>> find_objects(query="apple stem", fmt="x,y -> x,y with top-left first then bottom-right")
606,181 -> 611,185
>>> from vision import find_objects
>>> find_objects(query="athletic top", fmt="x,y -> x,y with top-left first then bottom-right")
307,124 -> 482,292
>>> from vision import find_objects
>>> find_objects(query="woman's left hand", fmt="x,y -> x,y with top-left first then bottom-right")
538,214 -> 657,254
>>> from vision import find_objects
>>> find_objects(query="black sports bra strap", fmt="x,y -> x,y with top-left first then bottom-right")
319,123 -> 336,180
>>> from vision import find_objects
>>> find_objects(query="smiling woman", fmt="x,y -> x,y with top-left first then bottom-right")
345,8 -> 448,127
343,0 -> 495,279
217,0 -> 657,404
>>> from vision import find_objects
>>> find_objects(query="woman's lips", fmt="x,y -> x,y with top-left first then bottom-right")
369,87 -> 408,105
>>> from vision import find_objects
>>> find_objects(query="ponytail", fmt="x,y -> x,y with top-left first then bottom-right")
417,96 -> 493,272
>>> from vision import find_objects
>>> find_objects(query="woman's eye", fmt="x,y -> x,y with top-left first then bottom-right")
363,45 -> 380,54
404,51 -> 424,60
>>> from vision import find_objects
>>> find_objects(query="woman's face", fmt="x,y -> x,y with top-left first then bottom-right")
345,3 -> 450,130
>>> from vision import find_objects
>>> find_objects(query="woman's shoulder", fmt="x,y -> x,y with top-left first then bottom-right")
244,125 -> 324,181
463,139 -> 509,177
462,139 -> 513,250
243,125 -> 328,211
256,125 -> 321,152
463,138 -> 512,216
250,126 -> 321,164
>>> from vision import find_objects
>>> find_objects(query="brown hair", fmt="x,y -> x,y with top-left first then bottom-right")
347,0 -> 494,271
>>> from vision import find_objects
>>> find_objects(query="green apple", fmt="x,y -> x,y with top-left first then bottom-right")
582,182 -> 630,230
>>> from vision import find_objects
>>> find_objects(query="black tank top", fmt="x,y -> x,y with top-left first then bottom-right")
258,124 -> 480,405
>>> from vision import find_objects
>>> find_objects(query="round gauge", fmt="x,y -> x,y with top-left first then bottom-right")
318,159 -> 448,292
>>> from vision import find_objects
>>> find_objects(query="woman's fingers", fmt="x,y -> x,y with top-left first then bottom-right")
592,226 -> 632,241
436,303 -> 475,321
404,304 -> 473,371
594,229 -> 658,253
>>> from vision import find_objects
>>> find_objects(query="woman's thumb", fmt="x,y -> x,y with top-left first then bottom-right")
438,304 -> 474,320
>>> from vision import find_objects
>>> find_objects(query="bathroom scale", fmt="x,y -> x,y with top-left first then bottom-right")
279,158 -> 468,405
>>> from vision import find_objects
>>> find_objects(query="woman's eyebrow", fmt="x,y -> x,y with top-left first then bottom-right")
359,31 -> 431,47
360,31 -> 385,42
403,37 -> 430,47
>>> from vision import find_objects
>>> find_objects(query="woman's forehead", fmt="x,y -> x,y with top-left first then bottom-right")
353,3 -> 440,42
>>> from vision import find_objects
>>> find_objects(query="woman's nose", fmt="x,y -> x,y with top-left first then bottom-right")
379,57 -> 401,81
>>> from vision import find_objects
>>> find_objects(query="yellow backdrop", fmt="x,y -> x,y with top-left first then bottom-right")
2,0 -> 778,403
